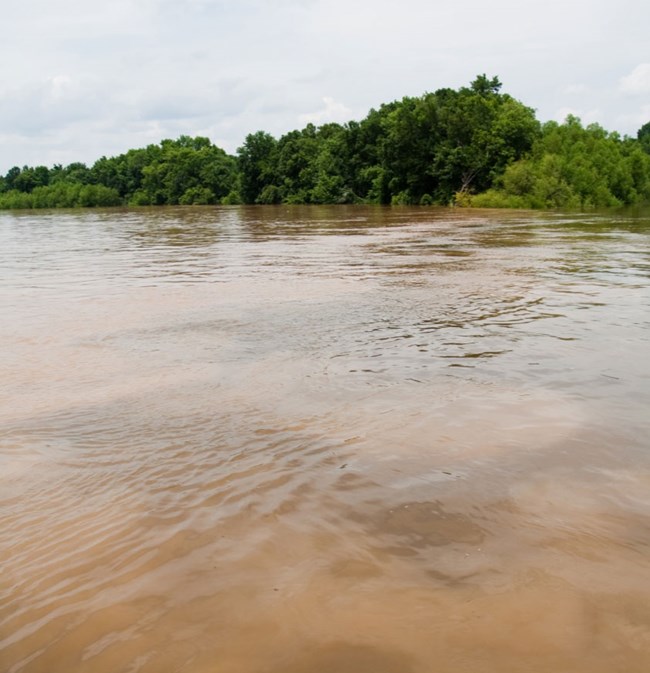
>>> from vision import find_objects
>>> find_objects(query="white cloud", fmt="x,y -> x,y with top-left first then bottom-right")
298,97 -> 353,126
553,107 -> 602,126
0,77 -> 104,135
620,64 -> 650,94
564,83 -> 589,95
1,0 -> 650,171
616,105 -> 650,134
49,76 -> 77,100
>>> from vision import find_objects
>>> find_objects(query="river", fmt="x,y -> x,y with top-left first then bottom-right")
1,205 -> 649,672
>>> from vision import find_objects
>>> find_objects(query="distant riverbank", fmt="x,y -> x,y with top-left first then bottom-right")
2,76 -> 650,212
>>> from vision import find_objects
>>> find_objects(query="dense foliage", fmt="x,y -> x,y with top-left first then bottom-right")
236,75 -> 541,205
2,76 -> 650,210
469,116 -> 650,208
0,136 -> 238,209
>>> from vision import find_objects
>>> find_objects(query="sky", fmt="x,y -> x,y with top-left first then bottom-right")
1,0 -> 650,173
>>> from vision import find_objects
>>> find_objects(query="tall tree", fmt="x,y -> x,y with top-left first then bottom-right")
237,131 -> 279,204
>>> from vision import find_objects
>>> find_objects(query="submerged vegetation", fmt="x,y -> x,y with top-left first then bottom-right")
2,76 -> 650,210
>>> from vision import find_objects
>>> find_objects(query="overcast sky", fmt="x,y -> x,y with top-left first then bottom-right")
1,0 -> 649,173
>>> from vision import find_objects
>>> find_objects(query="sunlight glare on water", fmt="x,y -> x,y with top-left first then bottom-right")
1,205 -> 650,672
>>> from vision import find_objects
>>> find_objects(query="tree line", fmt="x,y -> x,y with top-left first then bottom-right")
2,75 -> 650,210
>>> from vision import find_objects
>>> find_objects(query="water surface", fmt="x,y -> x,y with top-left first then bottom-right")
1,205 -> 650,672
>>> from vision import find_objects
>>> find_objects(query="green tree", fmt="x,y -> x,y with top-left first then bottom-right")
237,131 -> 279,203
472,116 -> 650,208
4,75 -> 650,212
638,121 -> 650,154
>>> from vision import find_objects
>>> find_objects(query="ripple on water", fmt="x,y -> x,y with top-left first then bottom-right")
1,206 -> 650,672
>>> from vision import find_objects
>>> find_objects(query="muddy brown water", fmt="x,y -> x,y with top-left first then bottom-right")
1,205 -> 649,672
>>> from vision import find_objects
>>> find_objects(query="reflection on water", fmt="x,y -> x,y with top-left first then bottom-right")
1,205 -> 650,673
